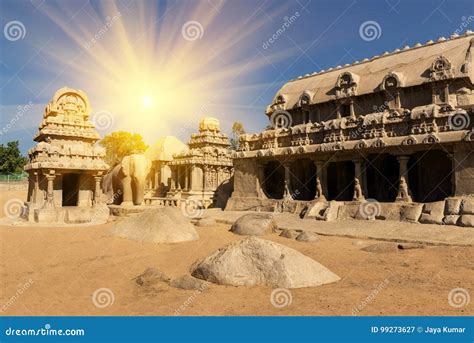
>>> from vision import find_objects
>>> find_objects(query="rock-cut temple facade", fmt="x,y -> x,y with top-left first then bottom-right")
227,32 -> 474,226
23,87 -> 109,224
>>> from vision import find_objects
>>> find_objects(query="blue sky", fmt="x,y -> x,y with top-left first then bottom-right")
1,0 -> 473,153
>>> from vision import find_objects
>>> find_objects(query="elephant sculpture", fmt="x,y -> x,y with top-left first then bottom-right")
102,154 -> 152,206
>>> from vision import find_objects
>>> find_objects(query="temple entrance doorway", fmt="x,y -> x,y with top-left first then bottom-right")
262,161 -> 285,199
290,158 -> 316,200
365,154 -> 399,202
62,173 -> 79,206
408,150 -> 453,202
327,161 -> 354,201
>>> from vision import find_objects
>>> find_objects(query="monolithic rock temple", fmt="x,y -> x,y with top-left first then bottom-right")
23,87 -> 109,224
227,33 -> 474,227
145,117 -> 233,208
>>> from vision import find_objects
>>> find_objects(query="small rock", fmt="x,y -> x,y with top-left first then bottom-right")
279,229 -> 298,239
134,268 -> 170,286
295,231 -> 319,242
170,275 -> 209,290
230,213 -> 278,236
195,217 -> 216,227
397,243 -> 424,250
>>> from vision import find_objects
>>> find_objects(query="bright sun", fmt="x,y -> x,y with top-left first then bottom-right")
143,95 -> 153,108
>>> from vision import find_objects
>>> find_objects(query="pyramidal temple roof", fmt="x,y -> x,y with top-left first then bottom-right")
270,32 -> 474,112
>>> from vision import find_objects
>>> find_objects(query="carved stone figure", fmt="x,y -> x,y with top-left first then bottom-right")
102,154 -> 152,206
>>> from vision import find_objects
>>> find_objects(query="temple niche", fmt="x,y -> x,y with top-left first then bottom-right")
23,87 -> 109,224
146,117 -> 233,208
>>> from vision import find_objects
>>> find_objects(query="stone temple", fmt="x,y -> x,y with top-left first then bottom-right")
145,117 -> 233,208
23,87 -> 109,224
227,33 -> 474,226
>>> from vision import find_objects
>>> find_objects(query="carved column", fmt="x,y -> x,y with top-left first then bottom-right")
313,160 -> 327,200
170,167 -> 176,191
44,171 -> 56,208
396,155 -> 412,202
203,165 -> 208,191
33,172 -> 39,204
184,166 -> 189,191
94,175 -> 103,206
282,162 -> 292,200
188,165 -> 194,192
176,166 -> 181,190
352,158 -> 365,201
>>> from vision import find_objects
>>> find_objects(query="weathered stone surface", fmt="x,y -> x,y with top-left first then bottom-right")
361,243 -> 399,253
461,198 -> 474,215
191,237 -> 340,288
295,231 -> 319,242
443,215 -> 460,226
279,229 -> 298,239
445,198 -> 462,215
134,268 -> 170,286
230,213 -> 277,236
111,207 -> 199,243
303,201 -> 328,219
195,217 -> 216,227
400,204 -> 423,223
458,215 -> 474,227
169,275 -> 209,290
322,201 -> 341,221
419,213 -> 444,225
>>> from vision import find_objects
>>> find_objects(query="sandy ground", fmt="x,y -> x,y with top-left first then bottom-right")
1,189 -> 473,316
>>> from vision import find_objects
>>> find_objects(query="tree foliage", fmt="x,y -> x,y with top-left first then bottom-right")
0,141 -> 28,174
230,121 -> 245,150
99,131 -> 148,167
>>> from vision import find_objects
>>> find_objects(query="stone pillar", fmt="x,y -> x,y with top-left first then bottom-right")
203,165 -> 208,191
170,167 -> 176,191
283,162 -> 292,199
353,158 -> 365,201
33,172 -> 39,204
396,155 -> 412,202
313,160 -> 327,201
188,165 -> 194,192
176,166 -> 181,190
44,171 -> 56,208
184,166 -> 189,191
94,175 -> 102,206
349,99 -> 355,119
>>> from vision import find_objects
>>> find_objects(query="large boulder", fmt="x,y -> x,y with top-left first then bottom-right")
191,237 -> 340,288
111,207 -> 199,243
230,213 -> 277,236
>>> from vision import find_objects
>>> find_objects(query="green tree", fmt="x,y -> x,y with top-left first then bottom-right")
99,131 -> 148,166
0,141 -> 28,174
230,121 -> 245,150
